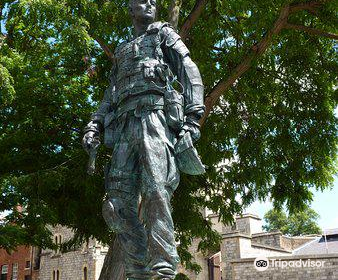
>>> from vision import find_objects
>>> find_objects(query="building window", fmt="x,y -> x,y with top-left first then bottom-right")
83,267 -> 88,280
25,261 -> 31,269
52,269 -> 60,280
1,265 -> 8,280
12,263 -> 18,280
208,253 -> 222,280
54,234 -> 62,254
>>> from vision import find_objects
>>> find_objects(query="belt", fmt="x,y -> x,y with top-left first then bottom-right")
116,94 -> 164,118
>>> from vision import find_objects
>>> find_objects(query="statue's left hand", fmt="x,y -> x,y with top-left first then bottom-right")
82,131 -> 97,154
179,123 -> 201,142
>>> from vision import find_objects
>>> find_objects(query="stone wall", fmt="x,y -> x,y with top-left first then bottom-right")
280,236 -> 318,251
251,231 -> 317,252
231,254 -> 338,280
209,214 -> 224,234
221,233 -> 292,280
235,215 -> 262,235
177,239 -> 210,280
38,225 -> 108,280
221,235 -> 240,280
239,238 -> 291,259
252,232 -> 283,248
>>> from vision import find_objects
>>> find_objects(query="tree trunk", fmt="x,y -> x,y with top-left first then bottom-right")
98,237 -> 125,280
168,0 -> 182,29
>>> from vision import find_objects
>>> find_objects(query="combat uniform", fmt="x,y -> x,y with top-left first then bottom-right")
85,22 -> 204,279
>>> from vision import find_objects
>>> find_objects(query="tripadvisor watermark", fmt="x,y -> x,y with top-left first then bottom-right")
254,257 -> 325,271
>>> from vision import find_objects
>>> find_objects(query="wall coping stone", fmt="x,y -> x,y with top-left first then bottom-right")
252,231 -> 283,237
222,232 -> 251,240
235,214 -> 261,220
208,213 -> 220,218
251,242 -> 292,254
281,235 -> 320,240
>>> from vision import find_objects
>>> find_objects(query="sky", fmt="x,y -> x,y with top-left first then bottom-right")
246,177 -> 338,231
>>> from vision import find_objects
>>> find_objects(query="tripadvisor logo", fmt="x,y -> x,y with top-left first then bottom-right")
254,257 -> 269,271
254,256 -> 326,271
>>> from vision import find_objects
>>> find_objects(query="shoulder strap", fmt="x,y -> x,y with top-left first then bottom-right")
146,21 -> 173,34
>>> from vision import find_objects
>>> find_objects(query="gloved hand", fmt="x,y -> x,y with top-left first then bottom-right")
178,113 -> 201,142
179,123 -> 201,142
82,131 -> 98,154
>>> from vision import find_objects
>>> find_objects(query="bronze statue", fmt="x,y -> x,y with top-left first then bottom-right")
83,0 -> 204,279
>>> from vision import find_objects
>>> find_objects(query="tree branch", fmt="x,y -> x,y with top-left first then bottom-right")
92,36 -> 115,62
200,0 -> 332,126
289,1 -> 323,13
179,0 -> 208,41
285,23 -> 338,40
98,237 -> 125,280
168,0 -> 182,29
200,5 -> 290,126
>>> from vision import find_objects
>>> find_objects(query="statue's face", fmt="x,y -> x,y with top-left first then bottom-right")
130,0 -> 156,24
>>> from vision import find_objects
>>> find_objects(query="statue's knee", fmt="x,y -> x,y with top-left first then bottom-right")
144,188 -> 169,204
102,198 -> 128,233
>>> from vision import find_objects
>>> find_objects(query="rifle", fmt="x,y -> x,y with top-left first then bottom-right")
87,136 -> 101,175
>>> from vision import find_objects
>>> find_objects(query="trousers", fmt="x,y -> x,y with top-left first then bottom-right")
103,107 -> 180,279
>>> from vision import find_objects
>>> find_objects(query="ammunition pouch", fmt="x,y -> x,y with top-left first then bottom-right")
175,132 -> 205,175
164,89 -> 184,132
104,111 -> 116,149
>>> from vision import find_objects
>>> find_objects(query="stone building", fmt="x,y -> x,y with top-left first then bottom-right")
180,213 -> 338,280
37,225 -> 108,280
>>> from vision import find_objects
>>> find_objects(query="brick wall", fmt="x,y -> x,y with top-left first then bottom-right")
0,245 -> 38,280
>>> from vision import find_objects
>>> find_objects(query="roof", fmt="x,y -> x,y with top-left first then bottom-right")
293,230 -> 338,255
323,228 -> 338,236
235,213 -> 261,220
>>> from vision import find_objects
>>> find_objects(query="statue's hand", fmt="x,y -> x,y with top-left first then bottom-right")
82,131 -> 97,154
179,123 -> 201,142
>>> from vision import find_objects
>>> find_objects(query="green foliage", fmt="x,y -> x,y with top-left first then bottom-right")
175,273 -> 191,280
0,0 -> 337,273
263,207 -> 322,236
0,42 -> 20,107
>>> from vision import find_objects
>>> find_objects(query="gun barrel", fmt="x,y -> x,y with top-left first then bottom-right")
87,138 -> 100,175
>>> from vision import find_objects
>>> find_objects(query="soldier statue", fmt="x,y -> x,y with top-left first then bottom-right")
83,0 -> 205,279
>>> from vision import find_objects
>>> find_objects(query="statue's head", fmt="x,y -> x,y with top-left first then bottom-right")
129,0 -> 156,25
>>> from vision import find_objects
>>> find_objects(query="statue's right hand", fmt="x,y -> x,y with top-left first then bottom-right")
82,131 -> 97,154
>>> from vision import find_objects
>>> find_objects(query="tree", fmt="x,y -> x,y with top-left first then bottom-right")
0,0 -> 337,277
263,207 -> 321,236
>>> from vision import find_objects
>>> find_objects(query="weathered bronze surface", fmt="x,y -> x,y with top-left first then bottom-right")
83,0 -> 205,279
